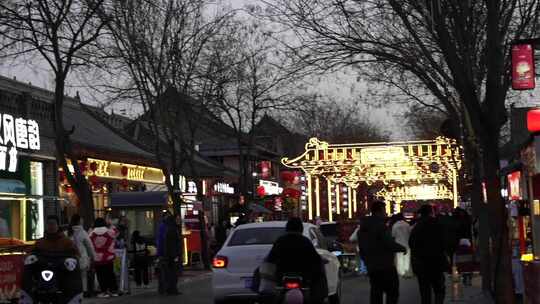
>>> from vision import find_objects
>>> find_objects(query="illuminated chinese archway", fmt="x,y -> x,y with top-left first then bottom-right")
281,137 -> 462,221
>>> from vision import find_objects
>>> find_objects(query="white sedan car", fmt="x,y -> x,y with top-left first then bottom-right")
212,221 -> 342,304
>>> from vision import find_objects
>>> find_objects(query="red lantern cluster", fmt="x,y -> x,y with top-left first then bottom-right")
282,188 -> 301,199
256,185 -> 266,197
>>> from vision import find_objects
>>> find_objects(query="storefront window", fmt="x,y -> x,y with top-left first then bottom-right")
124,209 -> 155,237
0,200 -> 21,239
30,161 -> 44,239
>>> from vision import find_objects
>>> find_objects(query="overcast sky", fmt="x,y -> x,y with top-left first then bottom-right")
0,0 -> 411,141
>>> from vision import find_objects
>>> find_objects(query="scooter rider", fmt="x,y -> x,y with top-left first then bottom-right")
20,215 -> 82,304
34,215 -> 79,256
266,217 -> 327,304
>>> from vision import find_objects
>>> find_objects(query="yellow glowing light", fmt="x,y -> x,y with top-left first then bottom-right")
315,177 -> 320,217
353,189 -> 357,213
521,253 -> 534,262
327,179 -> 333,222
307,175 -> 313,220
183,237 -> 189,265
335,185 -> 340,215
348,187 -> 352,219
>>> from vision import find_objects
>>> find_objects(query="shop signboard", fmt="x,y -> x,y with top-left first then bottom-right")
87,158 -> 163,183
213,182 -> 234,194
508,171 -> 523,200
259,180 -> 283,195
512,44 -> 536,90
0,113 -> 40,173
0,254 -> 24,301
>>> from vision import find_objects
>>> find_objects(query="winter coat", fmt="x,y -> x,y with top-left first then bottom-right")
156,221 -> 167,257
392,220 -> 411,249
162,218 -> 181,259
409,217 -> 449,274
357,216 -> 406,272
34,231 -> 79,257
70,225 -> 96,270
455,239 -> 475,273
90,227 -> 118,265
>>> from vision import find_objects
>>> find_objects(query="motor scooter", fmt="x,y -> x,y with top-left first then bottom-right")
275,273 -> 309,304
19,252 -> 82,304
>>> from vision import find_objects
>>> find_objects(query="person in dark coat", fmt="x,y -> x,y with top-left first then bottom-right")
357,202 -> 406,304
130,231 -> 150,288
410,205 -> 450,304
158,215 -> 182,295
437,210 -> 459,268
266,217 -> 326,304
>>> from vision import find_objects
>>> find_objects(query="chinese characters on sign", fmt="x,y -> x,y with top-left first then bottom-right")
0,114 -> 40,172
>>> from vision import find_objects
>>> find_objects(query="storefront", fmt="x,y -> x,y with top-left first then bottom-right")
0,112 -> 51,242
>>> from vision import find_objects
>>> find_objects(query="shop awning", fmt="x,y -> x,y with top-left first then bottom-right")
110,191 -> 169,207
0,179 -> 26,195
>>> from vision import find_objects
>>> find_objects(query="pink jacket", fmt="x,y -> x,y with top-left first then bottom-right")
90,227 -> 118,265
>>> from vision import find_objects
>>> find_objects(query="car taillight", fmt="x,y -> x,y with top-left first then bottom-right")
212,256 -> 228,268
284,280 -> 301,289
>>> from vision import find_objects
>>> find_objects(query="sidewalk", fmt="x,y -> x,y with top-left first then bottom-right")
445,275 -> 493,304
84,269 -> 211,304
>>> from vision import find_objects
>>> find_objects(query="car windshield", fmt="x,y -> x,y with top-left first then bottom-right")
227,227 -> 286,246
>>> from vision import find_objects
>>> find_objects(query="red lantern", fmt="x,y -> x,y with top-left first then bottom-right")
121,166 -> 128,176
257,185 -> 266,197
65,185 -> 73,193
79,161 -> 88,172
89,175 -> 99,185
90,162 -> 98,172
58,170 -> 66,183
121,179 -> 129,188
281,171 -> 295,183
527,109 -> 540,133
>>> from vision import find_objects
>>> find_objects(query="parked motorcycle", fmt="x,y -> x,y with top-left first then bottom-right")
19,252 -> 82,304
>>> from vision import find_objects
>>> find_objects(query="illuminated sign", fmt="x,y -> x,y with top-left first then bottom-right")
508,172 -> 522,200
0,114 -> 40,172
87,158 -> 163,183
259,180 -> 283,195
213,182 -> 234,194
361,147 -> 407,164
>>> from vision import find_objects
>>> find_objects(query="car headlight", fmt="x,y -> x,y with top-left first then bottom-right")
64,258 -> 77,271
24,255 -> 38,265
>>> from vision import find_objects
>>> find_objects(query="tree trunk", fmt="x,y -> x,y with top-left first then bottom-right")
471,171 -> 492,293
52,75 -> 94,227
482,140 -> 514,304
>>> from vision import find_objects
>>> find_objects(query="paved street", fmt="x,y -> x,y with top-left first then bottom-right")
85,273 -> 493,304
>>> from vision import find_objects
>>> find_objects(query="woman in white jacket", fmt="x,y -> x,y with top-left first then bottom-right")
391,213 -> 412,277
69,214 -> 96,297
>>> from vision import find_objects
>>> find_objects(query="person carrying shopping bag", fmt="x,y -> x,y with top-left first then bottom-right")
68,214 -> 96,298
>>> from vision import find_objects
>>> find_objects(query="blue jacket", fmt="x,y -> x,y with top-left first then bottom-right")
156,221 -> 167,257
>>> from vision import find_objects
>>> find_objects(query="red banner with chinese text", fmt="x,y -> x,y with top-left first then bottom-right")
0,254 -> 24,301
512,44 -> 536,90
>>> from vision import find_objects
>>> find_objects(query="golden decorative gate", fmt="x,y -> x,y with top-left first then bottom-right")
281,137 -> 462,221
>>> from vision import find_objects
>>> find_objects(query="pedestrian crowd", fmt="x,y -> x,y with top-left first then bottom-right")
29,210 -> 192,300
352,201 -> 475,304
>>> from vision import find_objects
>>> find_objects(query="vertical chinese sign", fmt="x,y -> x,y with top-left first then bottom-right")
512,44 -> 536,90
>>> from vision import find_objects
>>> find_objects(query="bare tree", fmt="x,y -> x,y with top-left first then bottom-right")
261,1 -> 540,301
100,0 -> 234,269
290,97 -> 390,143
207,19 -> 309,195
0,0 -> 106,227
